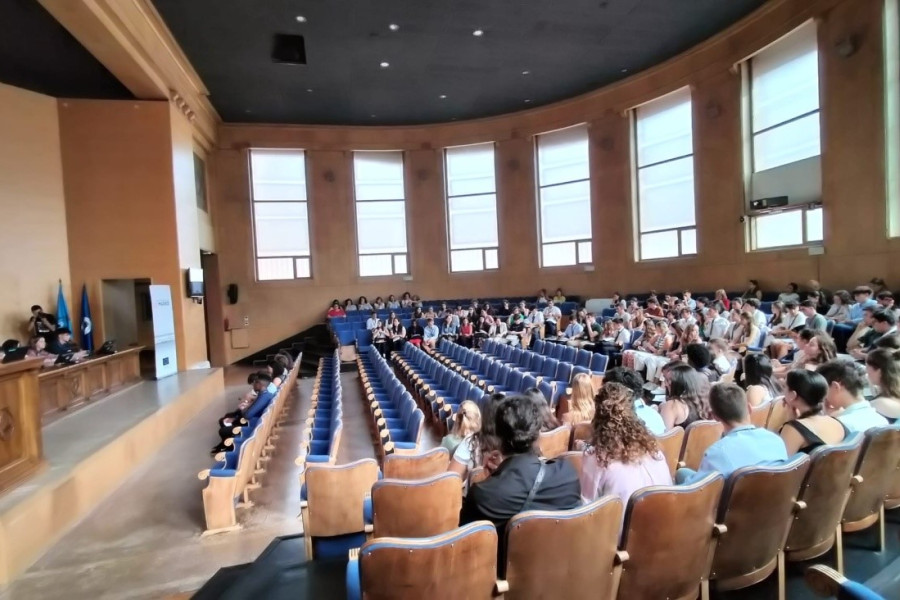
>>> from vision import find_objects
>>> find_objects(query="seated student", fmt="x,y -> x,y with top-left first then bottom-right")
676,383 -> 788,484
558,313 -> 584,341
736,312 -> 761,349
851,309 -> 898,359
708,339 -> 734,378
459,394 -> 581,560
47,327 -> 79,357
580,382 -> 672,510
877,290 -> 899,320
457,316 -> 474,348
780,370 -> 850,455
365,311 -> 380,332
865,348 -> 900,421
596,316 -> 631,357
212,372 -> 275,453
602,367 -> 666,435
450,393 -> 505,489
326,299 -> 346,318
266,360 -> 286,386
744,298 -> 769,331
505,307 -> 526,345
826,290 -> 852,323
742,353 -> 783,407
778,282 -> 801,305
819,358 -> 889,432
439,313 -> 459,342
387,317 -> 406,351
725,309 -> 745,348
660,365 -> 712,431
668,323 -> 701,360
422,318 -> 440,349
730,296 -> 744,314
372,296 -> 386,310
557,372 -> 595,425
702,303 -> 730,341
343,298 -> 357,312
742,279 -> 764,301
386,294 -> 400,310
523,304 -> 544,347
846,306 -> 876,354
686,343 -> 719,383
645,297 -> 664,318
372,323 -> 391,357
799,299 -> 828,332
806,279 -> 831,314
399,291 -> 413,308
766,301 -> 806,360
441,401 -> 482,455
406,318 -> 424,346
776,329 -> 838,376
552,288 -> 566,304
357,296 -> 373,311
682,290 -> 697,311
714,289 -> 731,312
536,289 -> 550,305
833,286 -> 879,350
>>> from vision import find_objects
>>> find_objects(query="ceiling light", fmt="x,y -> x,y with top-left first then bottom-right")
380,61 -> 390,68
389,23 -> 399,31
295,15 -> 306,23
621,68 -> 628,73
439,94 -> 447,99
524,99 -> 532,103
370,114 -> 377,118
522,70 -> 530,76
306,88 -> 313,92
473,29 -> 484,37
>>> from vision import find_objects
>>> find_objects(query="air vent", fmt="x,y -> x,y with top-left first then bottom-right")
272,34 -> 306,65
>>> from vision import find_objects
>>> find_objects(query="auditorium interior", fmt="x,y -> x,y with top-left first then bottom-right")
2,0 -> 900,598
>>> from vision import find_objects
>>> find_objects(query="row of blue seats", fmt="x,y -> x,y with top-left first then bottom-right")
358,346 -> 424,455
393,343 -> 488,430
299,352 -> 343,468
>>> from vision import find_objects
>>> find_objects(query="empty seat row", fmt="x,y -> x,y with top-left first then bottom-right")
357,346 -> 424,458
198,352 -> 301,535
296,352 -> 343,471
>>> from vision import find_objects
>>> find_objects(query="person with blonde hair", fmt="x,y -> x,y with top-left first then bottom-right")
441,400 -> 482,454
557,372 -> 595,425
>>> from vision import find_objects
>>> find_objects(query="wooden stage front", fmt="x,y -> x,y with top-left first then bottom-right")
0,367 -> 224,586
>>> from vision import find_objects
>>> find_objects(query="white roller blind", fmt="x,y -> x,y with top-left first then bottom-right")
355,200 -> 407,254
353,151 -> 408,276
446,143 -> 496,196
537,125 -> 590,186
636,87 -> 693,167
353,151 -> 405,200
250,149 -> 307,201
445,143 -> 499,272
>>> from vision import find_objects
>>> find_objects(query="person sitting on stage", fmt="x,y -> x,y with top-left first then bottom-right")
212,372 -> 275,454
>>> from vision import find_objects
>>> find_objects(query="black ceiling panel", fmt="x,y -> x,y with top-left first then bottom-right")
153,0 -> 766,126
0,0 -> 132,100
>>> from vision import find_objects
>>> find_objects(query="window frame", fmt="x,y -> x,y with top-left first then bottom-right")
248,148 -> 312,281
748,204 -> 824,252
351,150 -> 410,278
534,124 -> 593,268
444,143 -> 500,273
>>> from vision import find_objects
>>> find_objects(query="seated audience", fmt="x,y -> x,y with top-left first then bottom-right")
660,365 -> 712,431
682,290 -> 697,311
870,277 -> 888,294
343,298 -> 357,312
212,372 -> 274,453
412,294 -> 423,308
833,286 -> 878,350
851,309 -> 898,359
365,311 -> 380,331
846,306 -> 876,353
47,327 -> 78,356
742,353 -> 783,407
725,309 -> 744,347
676,383 -> 788,484
266,360 -> 286,386
877,290 -> 899,320
778,282 -> 801,304
767,301 -> 806,360
357,296 -> 372,311
441,401 -> 481,455
388,317 -> 406,351
559,314 -> 583,341
702,303 -> 729,341
744,298 -> 768,331
806,280 -> 830,314
742,279 -> 764,300
709,339 -> 733,377
780,370 -> 850,455
557,372 -> 594,425
865,348 -> 900,421
730,297 -> 744,314
580,382 -> 672,508
799,300 -> 828,331
737,312 -> 761,349
714,289 -> 730,311
326,299 -> 345,318
440,314 -> 459,342
826,290 -> 852,323
536,289 -> 550,305
552,288 -> 566,303
422,318 -> 440,349
407,318 -> 424,346
458,317 -> 474,348
818,358 -> 889,432
450,393 -> 505,487
603,367 -> 666,435
387,294 -> 400,309
372,323 -> 390,357
372,296 -> 385,310
399,292 -> 413,308
523,387 -> 561,431
645,297 -> 664,318
686,343 -> 719,383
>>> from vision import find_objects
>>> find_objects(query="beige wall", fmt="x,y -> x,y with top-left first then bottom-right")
0,84 -> 70,342
209,0 -> 900,364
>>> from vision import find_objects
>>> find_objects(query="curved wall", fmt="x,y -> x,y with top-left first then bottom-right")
209,0 -> 898,362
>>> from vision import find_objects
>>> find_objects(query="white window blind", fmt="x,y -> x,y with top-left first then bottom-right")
751,21 -> 820,172
635,87 -> 697,260
751,206 -> 823,250
536,125 -> 592,267
353,151 -> 408,276
445,143 -> 499,272
249,149 -> 311,280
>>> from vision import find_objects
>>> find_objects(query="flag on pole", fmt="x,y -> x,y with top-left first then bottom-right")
80,284 -> 94,353
56,280 -> 71,331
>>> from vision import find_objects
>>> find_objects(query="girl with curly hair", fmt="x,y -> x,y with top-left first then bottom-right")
580,382 -> 672,509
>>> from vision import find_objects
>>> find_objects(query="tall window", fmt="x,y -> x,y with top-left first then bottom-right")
536,125 -> 591,267
353,151 -> 408,276
634,87 -> 697,260
445,143 -> 499,272
249,149 -> 311,280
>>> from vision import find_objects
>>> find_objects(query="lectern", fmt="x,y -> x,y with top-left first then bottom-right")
0,358 -> 45,495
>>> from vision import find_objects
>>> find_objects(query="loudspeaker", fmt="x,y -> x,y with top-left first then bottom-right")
272,34 -> 307,65
227,284 -> 239,305
750,196 -> 789,211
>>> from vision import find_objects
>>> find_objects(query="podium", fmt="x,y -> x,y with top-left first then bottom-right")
0,358 -> 45,495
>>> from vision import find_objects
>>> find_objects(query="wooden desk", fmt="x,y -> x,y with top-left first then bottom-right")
38,347 -> 144,420
0,358 -> 45,495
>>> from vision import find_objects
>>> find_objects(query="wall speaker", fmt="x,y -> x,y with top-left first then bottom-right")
272,34 -> 307,65
227,284 -> 239,305
323,169 -> 335,182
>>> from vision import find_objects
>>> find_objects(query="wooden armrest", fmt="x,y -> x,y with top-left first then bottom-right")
851,474 -> 864,486
676,461 -> 686,469
793,500 -> 807,512
494,580 -> 509,594
804,564 -> 845,597
224,438 -> 234,448
614,550 -> 629,565
713,524 -> 728,537
380,429 -> 390,439
197,469 -> 211,480
294,456 -> 306,467
300,500 -> 308,509
231,426 -> 242,435
214,451 -> 226,462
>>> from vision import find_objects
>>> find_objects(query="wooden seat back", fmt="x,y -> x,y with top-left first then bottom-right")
382,447 -> 450,480
372,473 -> 462,538
557,450 -> 583,475
749,402 -> 771,428
357,522 -> 498,600
785,435 -> 863,563
766,397 -> 791,432
842,427 -> 900,531
656,427 -> 685,478
538,424 -> 572,459
502,497 -> 624,599
678,420 -> 723,471
570,421 -> 592,450
617,473 -> 725,600
304,459 -> 380,538
468,467 -> 489,488
710,456 -> 811,594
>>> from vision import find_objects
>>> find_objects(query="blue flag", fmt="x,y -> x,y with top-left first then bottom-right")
80,284 -> 94,353
56,280 -> 71,331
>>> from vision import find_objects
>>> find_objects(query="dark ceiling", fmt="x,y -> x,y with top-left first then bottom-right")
0,0 -> 132,100
153,0 -> 766,126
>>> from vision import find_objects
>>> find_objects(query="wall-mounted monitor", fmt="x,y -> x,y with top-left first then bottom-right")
186,267 -> 205,298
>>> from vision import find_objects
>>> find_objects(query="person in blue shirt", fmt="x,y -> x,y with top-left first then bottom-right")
676,383 -> 788,485
440,314 -> 459,341
818,358 -> 889,433
422,318 -> 440,349
212,372 -> 276,453
834,286 -> 879,351
561,315 -> 584,341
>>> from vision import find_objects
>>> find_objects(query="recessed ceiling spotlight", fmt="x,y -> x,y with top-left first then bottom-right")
295,15 -> 306,23
621,68 -> 628,73
306,88 -> 313,92
524,99 -> 532,103
389,23 -> 400,31
473,29 -> 484,37
522,70 -> 530,76
380,61 -> 390,68
439,94 -> 447,99
370,114 -> 377,118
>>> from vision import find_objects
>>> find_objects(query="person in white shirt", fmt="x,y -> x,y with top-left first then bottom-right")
614,304 -> 633,330
358,296 -> 373,311
543,301 -> 562,336
386,294 -> 400,310
365,311 -> 380,331
524,305 -> 544,347
683,290 -> 697,311
766,300 -> 806,359
744,298 -> 769,331
676,307 -> 696,332
372,297 -> 386,310
819,358 -> 889,432
422,318 -> 440,349
703,303 -> 730,341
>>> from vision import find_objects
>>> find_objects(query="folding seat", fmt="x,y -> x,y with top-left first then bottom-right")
199,427 -> 263,535
301,459 -> 381,559
520,374 -> 537,393
616,473 -> 725,600
627,329 -> 643,349
498,370 -> 524,394
537,357 -> 559,383
497,497 -> 625,599
709,456 -> 811,600
498,344 -> 514,363
749,402 -> 771,428
589,352 -> 608,375
515,349 -> 532,370
481,360 -> 510,392
356,329 -> 373,352
347,522 -> 499,600
560,345 -> 577,365
532,339 -> 546,355
549,343 -> 564,361
537,425 -> 572,459
575,348 -> 592,368
841,426 -> 900,552
382,447 -> 451,480
677,420 -> 724,471
656,427 -> 685,478
363,473 -> 463,538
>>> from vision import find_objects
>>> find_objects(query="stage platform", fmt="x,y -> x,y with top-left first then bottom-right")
0,368 -> 224,586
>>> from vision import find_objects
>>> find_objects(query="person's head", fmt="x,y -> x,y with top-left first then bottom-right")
862,305 -> 877,326
799,299 -> 818,318
522,387 -> 559,430
647,298 -> 659,308
872,309 -> 897,333
866,348 -> 900,399
402,291 -> 411,300
369,310 -> 377,319
344,298 -> 353,307
877,334 -> 900,350
805,331 -> 838,364
388,294 -> 396,301
680,307 -> 692,319
568,373 -> 595,421
709,383 -> 750,427
832,290 -> 852,306
612,316 -> 624,329
743,353 -> 776,388
602,366 -> 645,399
784,301 -> 800,315
877,291 -> 895,309
785,370 -> 829,416
330,299 -> 340,308
589,382 -> 660,468
739,312 -> 753,330
555,288 -> 563,296
787,282 -> 799,293
28,336 -> 46,352
444,313 -> 453,323
266,360 -> 286,380
771,301 -> 785,318
709,338 -> 729,358
667,365 -> 711,419
683,290 -> 692,299
745,298 -> 761,311
685,343 -> 712,370
426,317 -> 434,326
494,394 -> 543,456
451,401 -> 482,438
706,303 -> 720,319
253,372 -> 273,392
375,296 -> 383,304
870,278 -> 886,290
853,286 -> 873,303
732,297 -> 744,311
56,327 -> 72,343
246,372 -> 259,386
697,297 -> 709,309
748,279 -> 760,290
612,292 -> 621,302
818,358 -> 868,410
715,289 -> 727,300
30,305 -> 42,316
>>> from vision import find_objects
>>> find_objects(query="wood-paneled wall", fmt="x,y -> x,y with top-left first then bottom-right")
210,0 -> 900,363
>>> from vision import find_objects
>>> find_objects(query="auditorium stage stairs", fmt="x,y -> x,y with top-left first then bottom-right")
246,323 -> 336,379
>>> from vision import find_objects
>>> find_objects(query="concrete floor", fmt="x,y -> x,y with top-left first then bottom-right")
0,366 -> 310,600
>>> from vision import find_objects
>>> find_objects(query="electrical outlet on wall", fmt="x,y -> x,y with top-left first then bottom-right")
243,315 -> 250,327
